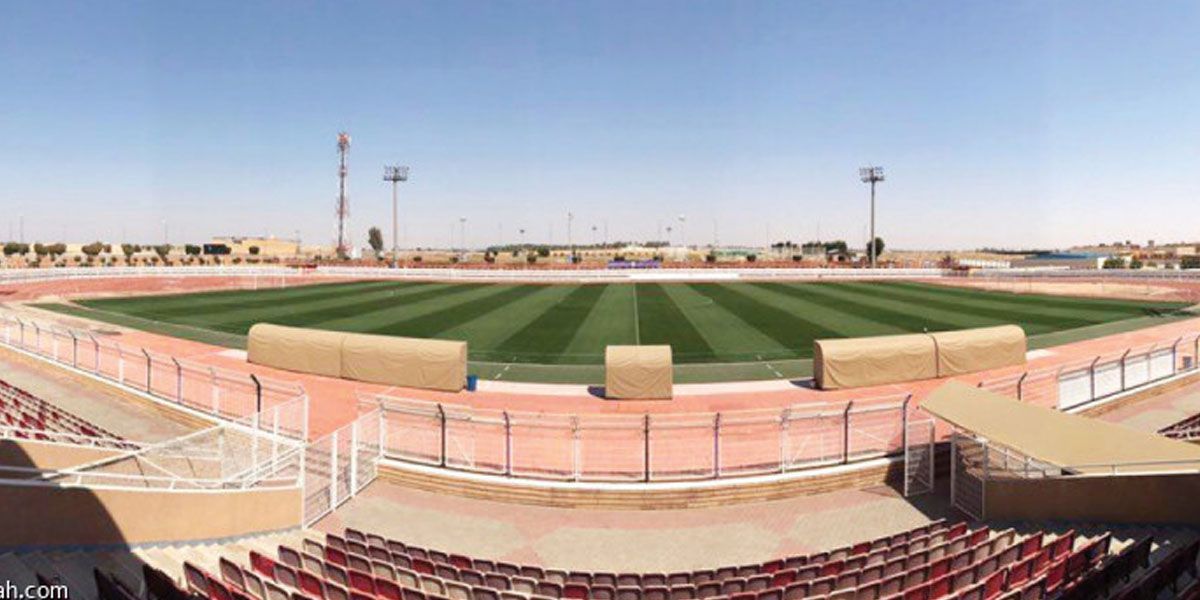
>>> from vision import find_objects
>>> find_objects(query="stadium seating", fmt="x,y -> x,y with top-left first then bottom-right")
0,377 -> 131,447
163,521 -> 1141,600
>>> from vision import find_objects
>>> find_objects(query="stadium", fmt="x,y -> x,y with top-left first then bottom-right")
5,3 -> 1200,600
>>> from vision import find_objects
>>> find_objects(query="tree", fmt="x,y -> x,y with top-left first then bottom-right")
81,242 -> 105,257
185,244 -> 201,256
33,243 -> 48,258
121,244 -> 138,260
367,227 -> 384,256
154,244 -> 171,260
248,245 -> 261,256
536,246 -> 550,257
1182,256 -> 1200,270
824,240 -> 848,254
1102,257 -> 1124,269
1129,257 -> 1144,270
866,237 -> 885,258
48,243 -> 66,258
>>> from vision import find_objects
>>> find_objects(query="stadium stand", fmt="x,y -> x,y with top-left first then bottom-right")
0,376 -> 132,447
1159,412 -> 1200,441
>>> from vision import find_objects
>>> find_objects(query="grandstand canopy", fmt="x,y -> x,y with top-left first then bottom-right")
923,381 -> 1200,474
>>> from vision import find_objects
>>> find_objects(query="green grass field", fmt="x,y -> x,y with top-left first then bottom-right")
34,279 -> 1191,383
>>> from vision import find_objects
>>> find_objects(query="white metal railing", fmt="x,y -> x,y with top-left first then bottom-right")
365,391 -> 913,482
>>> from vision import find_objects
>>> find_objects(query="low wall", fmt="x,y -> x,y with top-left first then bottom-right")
986,472 -> 1200,524
0,482 -> 302,548
0,439 -> 122,471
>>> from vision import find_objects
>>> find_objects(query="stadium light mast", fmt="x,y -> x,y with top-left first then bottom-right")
383,165 -> 410,268
859,166 -> 885,268
335,133 -> 352,259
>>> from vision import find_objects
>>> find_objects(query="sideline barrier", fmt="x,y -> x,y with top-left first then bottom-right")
605,345 -> 673,399
248,323 -> 467,392
362,391 -> 912,482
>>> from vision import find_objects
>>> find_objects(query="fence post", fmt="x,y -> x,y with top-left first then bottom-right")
33,323 -> 40,354
16,318 -> 24,348
172,358 -> 183,403
1089,356 -> 1100,400
842,402 -> 853,464
713,412 -> 722,479
1119,349 -> 1130,391
1016,373 -> 1028,401
1172,337 -> 1182,375
251,374 -> 263,414
142,349 -> 152,393
503,411 -> 512,477
89,334 -> 100,375
643,413 -> 651,483
209,367 -> 220,413
436,404 -> 447,468
70,333 -> 78,368
901,395 -> 912,457
571,416 -> 581,482
350,419 -> 359,495
330,430 -> 339,509
778,407 -> 790,474
117,345 -> 125,384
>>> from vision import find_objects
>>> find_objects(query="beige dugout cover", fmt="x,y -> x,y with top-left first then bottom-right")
813,333 -> 937,390
605,345 -> 673,399
931,325 -> 1026,377
247,323 -> 345,378
340,332 -> 467,392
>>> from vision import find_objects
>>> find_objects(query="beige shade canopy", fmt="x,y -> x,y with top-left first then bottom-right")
931,325 -> 1026,377
923,381 -> 1200,474
605,345 -> 673,400
247,323 -> 467,392
813,333 -> 937,390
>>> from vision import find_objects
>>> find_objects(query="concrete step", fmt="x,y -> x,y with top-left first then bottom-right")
0,553 -> 40,589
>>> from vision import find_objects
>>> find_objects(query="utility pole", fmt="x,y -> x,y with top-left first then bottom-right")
383,165 -> 410,268
859,166 -> 885,268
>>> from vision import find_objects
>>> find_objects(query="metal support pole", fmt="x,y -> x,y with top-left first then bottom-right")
869,179 -> 876,268
1016,372 -> 1028,401
779,408 -> 790,473
142,348 -> 152,392
842,402 -> 853,464
350,419 -> 359,494
643,413 -> 651,483
70,333 -> 78,368
1119,349 -> 1130,391
503,411 -> 512,477
437,404 -> 447,468
172,358 -> 183,403
571,416 -> 581,482
1089,356 -> 1100,401
251,374 -> 263,414
713,412 -> 722,478
89,334 -> 100,375
330,430 -> 339,508
901,395 -> 912,457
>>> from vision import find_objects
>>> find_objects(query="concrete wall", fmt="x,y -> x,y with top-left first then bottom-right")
0,482 -> 302,547
0,439 -> 123,472
986,472 -> 1200,524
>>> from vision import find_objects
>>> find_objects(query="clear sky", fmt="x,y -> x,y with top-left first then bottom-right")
1,1 -> 1197,250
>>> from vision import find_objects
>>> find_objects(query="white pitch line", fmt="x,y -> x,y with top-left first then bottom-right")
493,363 -> 513,380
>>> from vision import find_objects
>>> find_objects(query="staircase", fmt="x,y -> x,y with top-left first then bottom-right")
0,529 -> 316,600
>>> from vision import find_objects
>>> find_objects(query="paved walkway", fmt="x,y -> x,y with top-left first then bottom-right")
316,480 -> 956,573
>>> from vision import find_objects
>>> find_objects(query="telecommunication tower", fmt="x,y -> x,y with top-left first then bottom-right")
335,132 -> 351,258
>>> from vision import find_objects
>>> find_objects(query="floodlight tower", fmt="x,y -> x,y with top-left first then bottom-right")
335,133 -> 352,259
859,166 -> 885,268
383,165 -> 410,268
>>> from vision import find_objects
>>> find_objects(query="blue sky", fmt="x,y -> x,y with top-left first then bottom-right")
1,1 -> 1197,250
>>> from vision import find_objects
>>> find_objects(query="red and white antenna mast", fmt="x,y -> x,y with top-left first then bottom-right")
335,132 -> 351,258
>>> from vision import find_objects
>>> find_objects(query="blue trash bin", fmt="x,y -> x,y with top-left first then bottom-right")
465,375 -> 478,392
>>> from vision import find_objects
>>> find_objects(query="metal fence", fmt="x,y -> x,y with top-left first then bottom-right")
979,333 -> 1200,411
303,407 -> 385,526
0,313 -> 308,433
362,392 -> 912,482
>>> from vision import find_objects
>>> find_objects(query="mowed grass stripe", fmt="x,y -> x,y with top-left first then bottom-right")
686,283 -> 842,355
831,282 -> 1097,332
892,281 -> 1190,313
763,282 -> 981,332
636,283 -> 715,362
660,284 -> 795,362
367,284 -> 544,339
82,279 -> 392,315
877,281 -> 1168,321
156,281 -> 441,330
129,280 -> 413,319
494,284 -> 609,363
559,284 -> 638,363
440,285 -> 580,356
212,282 -> 476,333
726,282 -> 906,338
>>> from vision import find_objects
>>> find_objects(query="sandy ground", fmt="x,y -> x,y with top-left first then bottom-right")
929,277 -> 1200,303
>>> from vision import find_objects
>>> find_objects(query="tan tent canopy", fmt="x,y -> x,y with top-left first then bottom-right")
606,345 -> 673,400
813,334 -> 937,390
923,381 -> 1200,474
341,333 -> 467,392
931,325 -> 1026,377
247,323 -> 466,392
247,323 -> 345,378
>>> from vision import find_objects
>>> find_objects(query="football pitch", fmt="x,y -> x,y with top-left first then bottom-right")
36,279 -> 1191,383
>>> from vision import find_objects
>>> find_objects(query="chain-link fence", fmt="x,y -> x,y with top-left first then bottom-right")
0,313 -> 308,431
364,392 -> 912,482
979,332 -> 1200,410
302,407 -> 385,526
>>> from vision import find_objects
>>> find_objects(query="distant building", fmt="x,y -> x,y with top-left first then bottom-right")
1010,253 -> 1107,270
